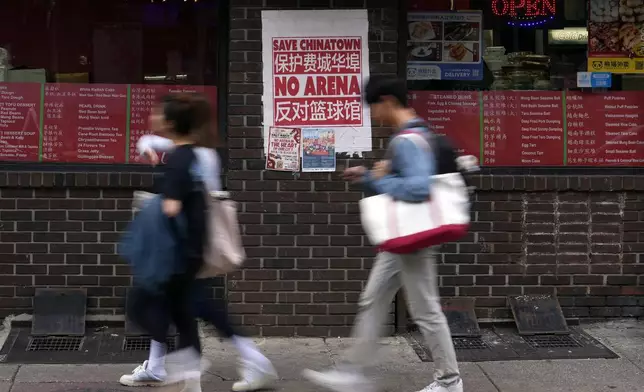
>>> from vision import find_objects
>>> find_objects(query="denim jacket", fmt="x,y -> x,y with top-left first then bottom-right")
361,120 -> 435,202
118,194 -> 186,293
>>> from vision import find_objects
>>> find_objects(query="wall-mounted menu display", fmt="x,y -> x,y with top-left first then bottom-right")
408,90 -> 644,166
0,83 -> 41,161
129,85 -> 217,163
0,83 -> 217,164
482,91 -> 564,166
407,90 -> 480,158
42,84 -> 127,163
566,92 -> 644,166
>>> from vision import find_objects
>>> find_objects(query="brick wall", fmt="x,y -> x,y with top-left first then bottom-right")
225,0 -> 400,336
0,0 -> 642,336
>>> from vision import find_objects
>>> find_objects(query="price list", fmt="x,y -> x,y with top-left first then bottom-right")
128,85 -> 218,163
407,91 -> 480,159
565,93 -> 599,165
481,91 -> 512,166
0,83 -> 41,161
482,91 -> 564,166
567,92 -> 644,166
129,86 -> 161,163
42,84 -> 128,163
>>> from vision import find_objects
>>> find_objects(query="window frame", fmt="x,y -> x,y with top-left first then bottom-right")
1,0 -> 229,173
397,0 -> 644,174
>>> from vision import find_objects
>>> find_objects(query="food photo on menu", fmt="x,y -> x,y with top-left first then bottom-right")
408,20 -> 443,41
443,21 -> 479,42
407,42 -> 442,62
443,21 -> 480,63
443,42 -> 479,63
589,0 -> 644,55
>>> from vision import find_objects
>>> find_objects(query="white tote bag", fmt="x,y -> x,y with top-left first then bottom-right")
198,191 -> 246,277
359,133 -> 470,254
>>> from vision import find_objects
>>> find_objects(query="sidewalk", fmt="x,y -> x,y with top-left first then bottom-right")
1,320 -> 643,392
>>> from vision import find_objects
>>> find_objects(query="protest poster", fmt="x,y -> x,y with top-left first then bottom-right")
261,10 -> 371,155
265,127 -> 301,172
302,128 -> 336,172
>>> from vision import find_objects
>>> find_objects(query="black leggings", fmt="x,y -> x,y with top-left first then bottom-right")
190,279 -> 237,338
128,278 -> 237,350
128,274 -> 201,353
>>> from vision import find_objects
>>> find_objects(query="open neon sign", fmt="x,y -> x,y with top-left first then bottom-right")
492,0 -> 556,27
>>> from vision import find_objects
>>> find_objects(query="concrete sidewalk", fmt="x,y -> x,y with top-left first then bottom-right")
1,320 -> 643,392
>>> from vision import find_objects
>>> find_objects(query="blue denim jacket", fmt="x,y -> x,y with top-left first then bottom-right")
361,120 -> 434,202
118,195 -> 186,293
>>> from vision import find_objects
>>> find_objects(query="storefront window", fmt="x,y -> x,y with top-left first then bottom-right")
0,0 -> 220,164
405,0 -> 644,167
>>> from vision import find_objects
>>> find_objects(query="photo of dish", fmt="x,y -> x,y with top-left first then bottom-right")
407,42 -> 441,61
443,42 -> 479,62
444,22 -> 479,41
408,21 -> 441,41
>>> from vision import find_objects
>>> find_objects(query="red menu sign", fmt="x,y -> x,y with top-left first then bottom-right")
482,91 -> 564,166
129,85 -> 217,163
408,91 -> 480,159
567,92 -> 644,166
0,83 -> 41,161
42,84 -> 128,163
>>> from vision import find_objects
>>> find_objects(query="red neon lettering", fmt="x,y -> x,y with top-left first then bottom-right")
492,0 -> 508,15
492,0 -> 556,17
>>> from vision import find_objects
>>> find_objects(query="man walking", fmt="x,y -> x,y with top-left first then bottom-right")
302,75 -> 463,392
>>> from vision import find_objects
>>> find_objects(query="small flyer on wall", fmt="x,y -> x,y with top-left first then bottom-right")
302,128 -> 336,172
406,11 -> 483,81
266,127 -> 301,171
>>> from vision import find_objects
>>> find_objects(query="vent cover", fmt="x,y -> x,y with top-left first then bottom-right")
123,336 -> 177,351
27,336 -> 84,352
523,335 -> 582,349
452,337 -> 488,350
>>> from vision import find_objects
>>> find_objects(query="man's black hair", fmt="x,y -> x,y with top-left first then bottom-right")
364,75 -> 408,107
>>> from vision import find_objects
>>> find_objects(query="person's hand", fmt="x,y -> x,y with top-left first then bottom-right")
143,149 -> 160,166
342,166 -> 367,182
371,160 -> 390,179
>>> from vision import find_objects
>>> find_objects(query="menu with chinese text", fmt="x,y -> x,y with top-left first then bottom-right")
408,91 -> 480,159
482,91 -> 564,166
0,83 -> 217,164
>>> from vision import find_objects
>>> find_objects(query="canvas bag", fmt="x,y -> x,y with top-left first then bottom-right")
359,131 -> 470,254
198,190 -> 246,277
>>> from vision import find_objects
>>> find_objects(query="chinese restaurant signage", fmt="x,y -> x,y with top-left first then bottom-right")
261,10 -> 371,155
588,0 -> 644,73
491,0 -> 557,26
0,83 -> 216,163
408,90 -> 644,167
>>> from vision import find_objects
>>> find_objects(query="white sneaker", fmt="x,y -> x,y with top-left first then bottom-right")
302,368 -> 374,392
416,379 -> 463,392
119,361 -> 167,387
180,377 -> 202,392
232,358 -> 279,391
164,348 -> 211,385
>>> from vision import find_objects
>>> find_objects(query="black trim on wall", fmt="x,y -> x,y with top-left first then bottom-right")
397,0 -> 408,80
217,0 -> 230,175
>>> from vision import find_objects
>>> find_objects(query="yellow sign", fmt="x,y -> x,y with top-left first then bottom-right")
588,57 -> 644,73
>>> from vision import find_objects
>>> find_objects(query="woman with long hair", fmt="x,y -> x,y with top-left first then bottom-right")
122,93 -> 277,392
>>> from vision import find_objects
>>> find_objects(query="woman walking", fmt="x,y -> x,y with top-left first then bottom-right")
121,93 -> 277,392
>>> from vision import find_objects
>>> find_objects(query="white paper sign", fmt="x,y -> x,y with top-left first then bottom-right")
261,10 -> 372,156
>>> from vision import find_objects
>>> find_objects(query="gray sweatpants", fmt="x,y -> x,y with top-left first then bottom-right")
346,248 -> 460,384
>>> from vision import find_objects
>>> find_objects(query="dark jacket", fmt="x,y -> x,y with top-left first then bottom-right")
118,194 -> 186,293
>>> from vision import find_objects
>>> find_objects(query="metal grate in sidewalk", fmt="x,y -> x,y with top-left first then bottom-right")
26,336 -> 84,352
